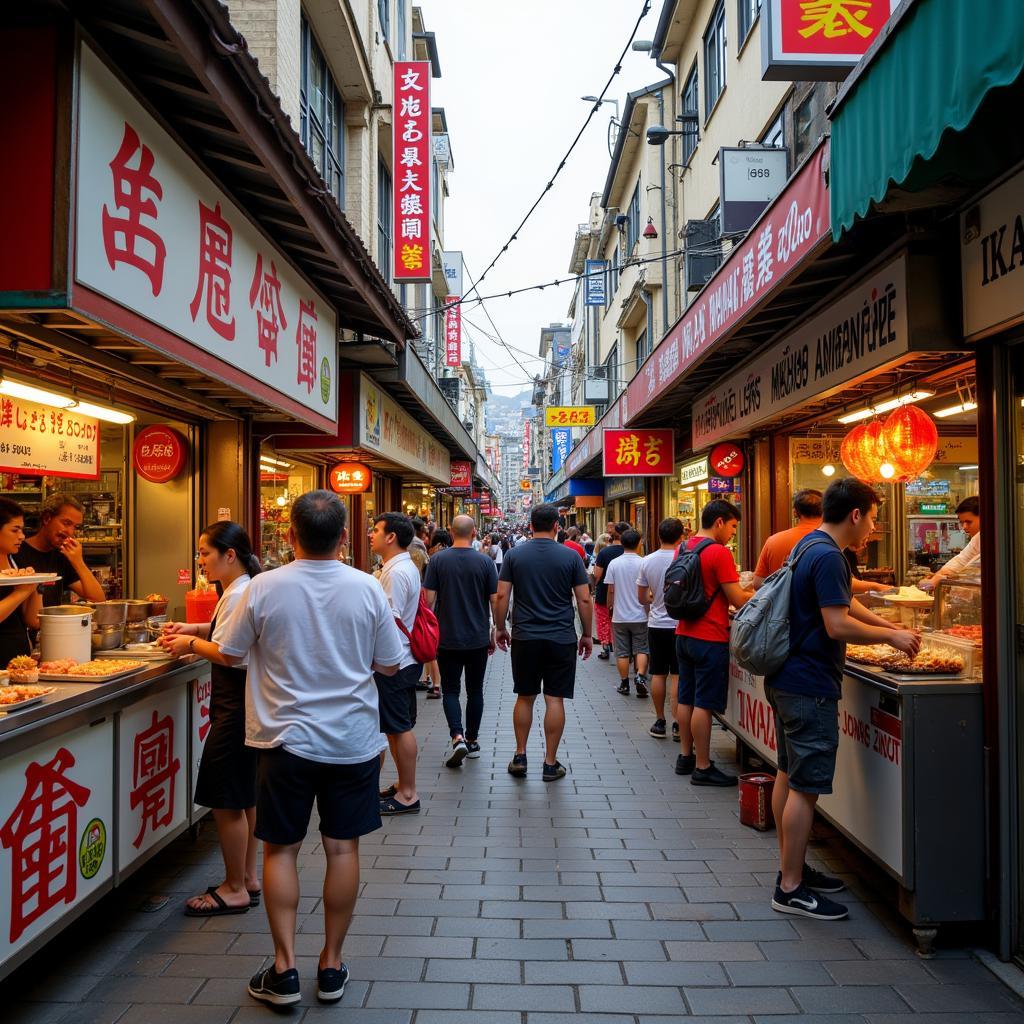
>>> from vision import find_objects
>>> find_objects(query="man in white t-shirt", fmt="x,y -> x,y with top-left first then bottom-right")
369,512 -> 422,816
217,490 -> 403,1008
605,528 -> 649,698
637,517 -> 685,741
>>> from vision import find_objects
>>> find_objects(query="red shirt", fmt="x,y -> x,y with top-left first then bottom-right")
564,540 -> 586,562
674,536 -> 739,644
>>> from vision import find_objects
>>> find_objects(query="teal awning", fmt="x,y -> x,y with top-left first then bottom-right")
830,0 -> 1024,240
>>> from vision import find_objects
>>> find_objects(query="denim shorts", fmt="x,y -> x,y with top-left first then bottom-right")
675,635 -> 730,711
765,686 -> 839,795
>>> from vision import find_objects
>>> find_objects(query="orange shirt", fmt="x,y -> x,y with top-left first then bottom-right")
754,520 -> 822,579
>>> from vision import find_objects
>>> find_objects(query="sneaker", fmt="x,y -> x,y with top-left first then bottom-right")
415,680 -> 430,691
672,721 -> 680,739
690,761 -> 737,787
775,864 -> 847,894
771,881 -> 849,920
445,738 -> 469,769
317,962 -> 349,1003
466,741 -> 481,759
597,649 -> 611,660
248,965 -> 301,1006
542,760 -> 567,782
616,681 -> 630,695
634,678 -> 649,698
674,753 -> 696,775
507,753 -> 528,777
649,718 -> 667,738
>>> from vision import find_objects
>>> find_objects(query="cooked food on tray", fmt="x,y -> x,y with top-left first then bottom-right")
39,658 -> 79,673
846,644 -> 963,674
0,566 -> 37,577
883,585 -> 934,603
942,625 -> 983,644
145,593 -> 167,602
0,684 -> 56,705
846,645 -> 890,665
7,655 -> 40,682
41,658 -> 146,677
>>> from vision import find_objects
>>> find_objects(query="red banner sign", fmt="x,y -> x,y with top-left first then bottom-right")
522,419 -> 531,470
393,61 -> 432,282
133,425 -> 187,483
603,428 -> 674,477
710,443 -> 745,478
627,145 -> 829,423
444,297 -> 461,367
450,459 -> 472,488
328,462 -> 372,494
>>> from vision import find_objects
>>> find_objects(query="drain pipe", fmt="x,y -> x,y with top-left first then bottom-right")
655,58 -> 675,336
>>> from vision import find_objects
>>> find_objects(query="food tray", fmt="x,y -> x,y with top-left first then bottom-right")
95,646 -> 173,661
921,632 -> 980,679
0,572 -> 59,587
39,664 -> 147,683
850,663 -> 965,682
0,686 -> 57,712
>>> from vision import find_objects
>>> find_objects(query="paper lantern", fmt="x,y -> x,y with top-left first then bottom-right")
881,404 -> 938,481
840,424 -> 873,479
841,422 -> 887,481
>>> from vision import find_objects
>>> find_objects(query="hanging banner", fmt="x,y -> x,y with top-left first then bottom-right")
584,259 -> 608,306
444,297 -> 461,367
442,251 -> 464,295
450,459 -> 473,488
393,61 -> 432,282
602,428 -> 675,477
545,406 -> 596,428
522,419 -> 531,470
551,427 -> 571,472
0,397 -> 100,480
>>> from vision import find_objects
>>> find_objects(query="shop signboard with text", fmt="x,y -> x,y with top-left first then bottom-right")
603,428 -> 674,477
545,406 -> 595,428
0,397 -> 100,480
74,45 -> 337,431
584,260 -> 608,306
133,425 -> 187,483
444,297 -> 462,367
551,427 -> 571,472
328,462 -> 372,494
450,460 -> 473,489
392,61 -> 432,282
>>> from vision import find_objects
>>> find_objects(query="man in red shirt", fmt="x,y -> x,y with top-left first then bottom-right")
675,499 -> 753,787
561,527 -> 587,563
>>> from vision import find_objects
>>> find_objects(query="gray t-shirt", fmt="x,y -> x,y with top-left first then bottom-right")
499,538 -> 588,644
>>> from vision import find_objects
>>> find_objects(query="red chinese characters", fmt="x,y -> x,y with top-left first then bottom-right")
393,62 -> 432,281
189,201 -> 236,341
102,122 -> 166,297
0,748 -> 91,943
129,710 -> 181,849
295,299 -> 318,394
249,253 -> 288,367
444,297 -> 461,367
602,428 -> 675,477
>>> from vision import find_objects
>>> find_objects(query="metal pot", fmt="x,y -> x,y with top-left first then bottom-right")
146,598 -> 169,617
92,624 -> 125,651
92,600 -> 128,626
124,623 -> 149,644
39,605 -> 94,664
124,600 -> 152,623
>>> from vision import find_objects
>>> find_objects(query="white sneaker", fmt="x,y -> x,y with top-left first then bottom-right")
445,738 -> 469,768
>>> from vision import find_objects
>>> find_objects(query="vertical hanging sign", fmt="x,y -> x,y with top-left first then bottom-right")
393,61 -> 432,282
444,297 -> 462,367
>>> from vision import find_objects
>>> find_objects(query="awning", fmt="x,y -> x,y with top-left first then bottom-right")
830,0 -> 1024,239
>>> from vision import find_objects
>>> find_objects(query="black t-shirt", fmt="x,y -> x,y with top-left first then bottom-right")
423,547 -> 498,650
593,544 -> 623,605
498,538 -> 589,644
0,555 -> 31,665
11,541 -> 80,607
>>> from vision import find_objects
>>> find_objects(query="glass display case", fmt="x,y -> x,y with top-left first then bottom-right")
932,574 -> 983,632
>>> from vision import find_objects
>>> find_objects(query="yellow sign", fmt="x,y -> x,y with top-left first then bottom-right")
545,406 -> 596,428
520,479 -> 533,491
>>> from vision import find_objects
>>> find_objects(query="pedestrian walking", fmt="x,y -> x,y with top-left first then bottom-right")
370,513 -> 423,815
592,523 -> 625,659
767,478 -> 919,921
604,528 -> 650,698
752,488 -> 822,587
673,500 -> 753,786
562,526 -> 587,562
637,517 -> 685,738
423,514 -> 498,767
216,490 -> 404,1006
494,503 -> 593,781
159,521 -> 261,917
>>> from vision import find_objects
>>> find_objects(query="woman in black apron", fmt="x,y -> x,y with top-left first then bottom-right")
0,498 -> 42,668
159,521 -> 260,916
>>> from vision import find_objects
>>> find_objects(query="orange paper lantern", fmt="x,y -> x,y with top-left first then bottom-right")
840,424 -> 875,479
880,404 -> 938,482
841,421 -> 891,482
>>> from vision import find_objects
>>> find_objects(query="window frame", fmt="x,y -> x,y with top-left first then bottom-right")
737,0 -> 762,49
703,0 -> 727,122
377,158 -> 393,285
378,0 -> 390,43
625,181 -> 641,255
680,61 -> 700,166
299,14 -> 345,208
395,0 -> 407,59
761,109 -> 785,150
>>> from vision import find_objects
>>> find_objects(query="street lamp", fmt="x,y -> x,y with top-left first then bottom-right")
582,96 -> 621,158
646,113 -> 700,147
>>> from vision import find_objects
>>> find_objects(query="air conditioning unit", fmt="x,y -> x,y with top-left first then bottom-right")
685,219 -> 721,292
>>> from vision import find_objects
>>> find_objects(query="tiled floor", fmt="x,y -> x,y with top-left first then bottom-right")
5,650 -> 1023,1023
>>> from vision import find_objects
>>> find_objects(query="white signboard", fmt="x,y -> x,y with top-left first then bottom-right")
720,148 -> 789,234
359,375 -> 451,484
724,660 -> 904,878
961,167 -> 1024,339
191,672 -> 212,816
680,457 -> 709,485
118,687 -> 188,872
692,256 -> 909,448
442,251 -> 463,296
0,721 -> 114,966
75,45 -> 337,427
0,397 -> 100,480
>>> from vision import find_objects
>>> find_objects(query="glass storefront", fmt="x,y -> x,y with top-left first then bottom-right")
258,446 -> 316,568
669,460 -> 743,565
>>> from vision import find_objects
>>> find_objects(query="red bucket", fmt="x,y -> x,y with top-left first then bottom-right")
738,772 -> 775,831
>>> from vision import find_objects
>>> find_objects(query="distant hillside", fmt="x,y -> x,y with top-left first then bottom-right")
487,389 -> 532,412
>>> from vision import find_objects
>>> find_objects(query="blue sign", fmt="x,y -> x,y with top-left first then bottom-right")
584,259 -> 608,306
708,477 -> 740,494
553,334 -> 572,367
551,427 -> 572,472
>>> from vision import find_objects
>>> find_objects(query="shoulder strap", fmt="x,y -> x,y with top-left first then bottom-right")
690,537 -> 723,604
784,535 -> 834,568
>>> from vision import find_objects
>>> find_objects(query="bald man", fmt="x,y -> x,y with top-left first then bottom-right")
423,516 -> 499,766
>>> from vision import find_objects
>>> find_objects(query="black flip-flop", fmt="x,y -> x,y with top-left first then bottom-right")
184,886 -> 251,917
379,783 -> 398,799
248,888 -> 261,907
380,796 -> 421,816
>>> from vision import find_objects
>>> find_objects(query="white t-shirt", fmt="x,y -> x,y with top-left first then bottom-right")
939,531 -> 981,577
637,548 -> 677,630
210,574 -> 251,668
605,551 -> 646,623
378,551 -> 421,669
217,559 -> 404,765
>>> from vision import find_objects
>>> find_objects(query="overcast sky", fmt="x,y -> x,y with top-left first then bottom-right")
423,0 -> 666,394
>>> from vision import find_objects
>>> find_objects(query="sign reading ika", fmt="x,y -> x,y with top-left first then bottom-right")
445,297 -> 462,367
603,428 -> 674,477
393,61 -> 432,282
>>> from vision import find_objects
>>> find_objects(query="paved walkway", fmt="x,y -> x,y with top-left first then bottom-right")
6,650 -> 1024,1024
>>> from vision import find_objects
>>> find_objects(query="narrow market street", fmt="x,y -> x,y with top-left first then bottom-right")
5,649 -> 1022,1024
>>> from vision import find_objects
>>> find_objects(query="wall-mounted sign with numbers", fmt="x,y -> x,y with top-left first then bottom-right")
545,406 -> 596,428
392,61 -> 432,282
0,397 -> 100,480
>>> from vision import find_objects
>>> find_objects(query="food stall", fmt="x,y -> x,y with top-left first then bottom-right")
690,249 -> 988,953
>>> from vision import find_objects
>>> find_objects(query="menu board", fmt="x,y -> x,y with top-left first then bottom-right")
0,397 -> 100,480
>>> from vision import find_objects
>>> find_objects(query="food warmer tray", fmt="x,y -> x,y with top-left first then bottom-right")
0,687 -> 58,712
0,572 -> 59,587
39,664 -> 147,683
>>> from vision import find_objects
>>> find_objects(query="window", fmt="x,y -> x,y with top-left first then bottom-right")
396,0 -> 407,59
703,1 -> 727,120
300,16 -> 344,206
794,89 -> 825,166
635,329 -> 649,368
606,342 -> 620,397
431,156 -> 440,228
707,202 -> 722,241
761,110 -> 784,150
625,182 -> 641,254
377,159 -> 393,284
680,62 -> 699,165
610,245 -> 620,300
738,0 -> 762,45
378,0 -> 389,43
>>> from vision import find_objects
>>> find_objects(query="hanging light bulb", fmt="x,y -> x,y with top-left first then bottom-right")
276,495 -> 287,507
822,463 -> 836,477
879,461 -> 896,480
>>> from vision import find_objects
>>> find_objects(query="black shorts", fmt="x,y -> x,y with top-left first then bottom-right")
255,747 -> 382,845
647,627 -> 679,677
375,662 -> 420,735
765,686 -> 839,795
510,639 -> 577,699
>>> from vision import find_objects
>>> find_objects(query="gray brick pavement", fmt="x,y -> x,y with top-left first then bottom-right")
4,648 -> 1023,1023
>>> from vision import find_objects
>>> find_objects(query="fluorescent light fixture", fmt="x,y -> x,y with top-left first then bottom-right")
260,455 -> 292,468
958,464 -> 979,471
934,400 -> 977,419
837,390 -> 933,425
69,400 -> 135,424
0,378 -> 75,409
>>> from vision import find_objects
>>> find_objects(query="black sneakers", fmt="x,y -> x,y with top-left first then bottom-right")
445,738 -> 469,769
771,881 -> 849,920
634,676 -> 649,698
690,761 -> 737,787
507,753 -> 528,777
649,718 -> 667,738
616,681 -> 631,695
248,966 -> 301,1006
597,646 -> 611,660
542,760 -> 567,781
317,963 -> 349,1003
466,741 -> 481,759
674,753 -> 696,775
776,864 -> 847,894
672,721 -> 680,739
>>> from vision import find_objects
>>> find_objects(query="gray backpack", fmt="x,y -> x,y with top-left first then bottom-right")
730,537 -> 833,676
